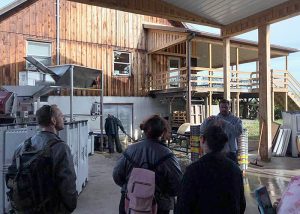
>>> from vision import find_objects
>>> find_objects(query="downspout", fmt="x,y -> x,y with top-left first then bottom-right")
56,0 -> 60,65
186,33 -> 195,123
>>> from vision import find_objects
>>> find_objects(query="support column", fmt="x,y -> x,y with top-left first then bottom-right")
208,43 -> 213,116
205,96 -> 209,118
284,56 -> 288,111
258,24 -> 272,161
186,39 -> 192,123
223,38 -> 231,100
147,54 -> 153,90
271,90 -> 275,121
236,48 -> 239,89
284,92 -> 288,111
232,97 -> 236,116
236,92 -> 240,117
209,92 -> 212,116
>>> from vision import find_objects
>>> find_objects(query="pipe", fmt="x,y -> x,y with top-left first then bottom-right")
186,33 -> 196,123
100,72 -> 104,147
70,65 -> 74,121
56,0 -> 60,65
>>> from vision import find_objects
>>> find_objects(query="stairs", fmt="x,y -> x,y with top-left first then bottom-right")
274,92 -> 300,111
274,73 -> 300,111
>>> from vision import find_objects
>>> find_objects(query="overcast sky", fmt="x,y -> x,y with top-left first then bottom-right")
1,0 -> 300,80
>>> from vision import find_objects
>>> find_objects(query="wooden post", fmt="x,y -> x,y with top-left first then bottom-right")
205,96 -> 209,118
186,39 -> 192,123
284,92 -> 288,111
284,56 -> 288,111
271,69 -> 274,121
236,48 -> 239,89
232,97 -> 236,115
236,92 -> 240,117
208,43 -> 213,116
223,38 -> 230,100
258,24 -> 272,161
209,92 -> 212,116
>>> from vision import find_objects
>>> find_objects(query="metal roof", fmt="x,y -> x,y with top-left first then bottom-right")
162,0 -> 289,25
0,0 -> 28,17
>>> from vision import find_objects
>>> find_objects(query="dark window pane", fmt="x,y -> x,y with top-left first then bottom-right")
114,63 -> 130,75
170,59 -> 179,68
114,51 -> 130,63
27,56 -> 52,69
191,58 -> 197,67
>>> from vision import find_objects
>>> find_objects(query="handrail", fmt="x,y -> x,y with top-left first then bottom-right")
288,72 -> 300,104
148,67 -> 292,92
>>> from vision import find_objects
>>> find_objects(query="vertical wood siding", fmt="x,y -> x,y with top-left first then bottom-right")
0,0 -> 173,96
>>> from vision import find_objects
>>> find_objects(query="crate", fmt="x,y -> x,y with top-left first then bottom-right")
172,111 -> 186,127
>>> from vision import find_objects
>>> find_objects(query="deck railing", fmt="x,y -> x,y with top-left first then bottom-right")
148,67 -> 289,93
288,72 -> 300,105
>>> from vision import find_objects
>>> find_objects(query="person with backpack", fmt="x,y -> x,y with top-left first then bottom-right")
113,115 -> 183,214
6,104 -> 77,213
176,125 -> 246,214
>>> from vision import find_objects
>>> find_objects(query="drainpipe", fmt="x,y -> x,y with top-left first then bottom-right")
70,65 -> 74,121
56,0 -> 60,65
186,33 -> 195,123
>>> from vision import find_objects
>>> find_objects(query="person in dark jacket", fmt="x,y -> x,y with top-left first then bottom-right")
9,105 -> 77,213
176,125 -> 246,214
200,99 -> 243,163
113,115 -> 183,214
105,114 -> 125,153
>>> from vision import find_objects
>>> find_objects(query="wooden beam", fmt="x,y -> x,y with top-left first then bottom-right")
236,92 -> 240,117
186,39 -> 192,123
222,0 -> 300,37
223,38 -> 230,100
209,92 -> 212,116
284,92 -> 288,111
72,0 -> 221,27
258,24 -> 272,161
205,96 -> 209,118
148,36 -> 187,54
285,56 -> 288,111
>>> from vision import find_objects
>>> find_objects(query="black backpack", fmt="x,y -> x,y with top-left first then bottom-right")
6,138 -> 62,213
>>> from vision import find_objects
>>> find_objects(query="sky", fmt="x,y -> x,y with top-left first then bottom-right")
1,0 -> 300,80
187,16 -> 300,81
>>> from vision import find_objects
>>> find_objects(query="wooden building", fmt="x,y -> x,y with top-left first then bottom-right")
0,0 -> 182,97
1,0 -> 300,160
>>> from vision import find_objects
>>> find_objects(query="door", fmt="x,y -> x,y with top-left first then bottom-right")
168,57 -> 181,88
103,104 -> 133,139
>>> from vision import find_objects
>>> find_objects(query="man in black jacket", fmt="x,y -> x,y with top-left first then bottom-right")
105,114 -> 125,153
176,125 -> 246,214
8,105 -> 77,213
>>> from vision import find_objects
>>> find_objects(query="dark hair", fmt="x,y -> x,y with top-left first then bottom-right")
219,99 -> 230,106
142,115 -> 170,140
203,125 -> 228,152
36,105 -> 55,127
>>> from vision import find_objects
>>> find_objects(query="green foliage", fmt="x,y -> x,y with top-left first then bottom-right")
274,105 -> 283,120
242,119 -> 259,141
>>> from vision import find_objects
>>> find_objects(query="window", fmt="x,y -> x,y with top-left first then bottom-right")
168,57 -> 180,88
26,41 -> 52,69
113,51 -> 131,76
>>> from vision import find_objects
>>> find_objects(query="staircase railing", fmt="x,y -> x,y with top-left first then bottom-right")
288,72 -> 300,106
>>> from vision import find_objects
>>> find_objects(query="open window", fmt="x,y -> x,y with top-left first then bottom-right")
113,51 -> 131,76
26,41 -> 52,69
168,57 -> 180,88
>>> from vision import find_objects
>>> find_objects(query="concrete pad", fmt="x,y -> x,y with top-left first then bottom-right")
73,153 -> 122,214
74,151 -> 299,214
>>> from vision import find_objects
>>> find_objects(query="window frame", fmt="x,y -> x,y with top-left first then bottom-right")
112,50 -> 132,77
26,40 -> 52,69
168,57 -> 181,88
